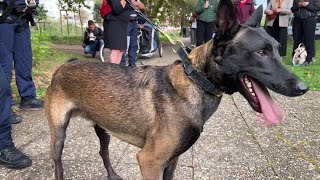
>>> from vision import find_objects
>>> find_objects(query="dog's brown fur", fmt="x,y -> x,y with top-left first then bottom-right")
45,1 -> 308,179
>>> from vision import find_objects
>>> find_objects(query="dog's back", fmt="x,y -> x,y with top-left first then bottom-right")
45,60 -> 220,148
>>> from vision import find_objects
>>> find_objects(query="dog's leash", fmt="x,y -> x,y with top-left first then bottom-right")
125,0 -> 176,45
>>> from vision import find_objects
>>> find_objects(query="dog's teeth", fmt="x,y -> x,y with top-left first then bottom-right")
249,88 -> 253,93
251,92 -> 256,97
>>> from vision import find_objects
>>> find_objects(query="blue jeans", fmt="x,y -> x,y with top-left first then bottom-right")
0,21 -> 36,105
0,65 -> 12,149
84,39 -> 104,56
121,20 -> 138,66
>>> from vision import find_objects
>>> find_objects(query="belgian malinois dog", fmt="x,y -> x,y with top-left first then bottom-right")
45,0 -> 308,179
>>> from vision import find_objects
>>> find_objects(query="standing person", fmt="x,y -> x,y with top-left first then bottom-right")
291,0 -> 320,66
0,1 -> 32,169
102,0 -> 143,64
120,0 -> 145,67
194,0 -> 219,46
264,0 -> 293,58
0,0 -> 43,124
233,0 -> 255,24
82,20 -> 104,58
189,12 -> 197,47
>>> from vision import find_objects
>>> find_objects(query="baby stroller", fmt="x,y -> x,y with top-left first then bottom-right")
138,22 -> 163,58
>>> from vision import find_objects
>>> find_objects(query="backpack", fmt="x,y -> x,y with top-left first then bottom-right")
100,0 -> 112,18
292,43 -> 307,66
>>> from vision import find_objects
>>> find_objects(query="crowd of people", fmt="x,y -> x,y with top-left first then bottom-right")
189,0 -> 320,66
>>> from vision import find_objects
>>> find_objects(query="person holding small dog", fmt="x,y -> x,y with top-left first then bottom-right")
291,0 -> 320,66
83,20 -> 104,58
264,0 -> 293,59
194,0 -> 219,46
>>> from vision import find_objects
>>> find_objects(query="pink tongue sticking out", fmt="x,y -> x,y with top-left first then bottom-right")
251,80 -> 285,126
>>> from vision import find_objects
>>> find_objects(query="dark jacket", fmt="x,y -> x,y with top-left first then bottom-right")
105,0 -> 130,23
194,0 -> 219,23
291,0 -> 320,19
3,0 -> 39,8
83,27 -> 104,45
233,0 -> 255,24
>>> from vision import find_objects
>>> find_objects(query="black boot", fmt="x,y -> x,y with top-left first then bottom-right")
9,109 -> 23,124
20,98 -> 44,110
0,144 -> 32,169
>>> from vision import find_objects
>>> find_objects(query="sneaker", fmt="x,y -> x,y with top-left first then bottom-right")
20,98 -> 44,110
9,110 -> 23,124
0,144 -> 32,169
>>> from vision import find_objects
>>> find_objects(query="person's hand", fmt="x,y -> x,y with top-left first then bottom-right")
120,0 -> 126,8
301,1 -> 309,6
82,43 -> 86,48
266,10 -> 274,16
204,0 -> 209,9
274,8 -> 281,13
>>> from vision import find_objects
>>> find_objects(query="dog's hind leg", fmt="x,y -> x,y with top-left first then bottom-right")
94,125 -> 122,180
163,157 -> 179,180
46,93 -> 73,180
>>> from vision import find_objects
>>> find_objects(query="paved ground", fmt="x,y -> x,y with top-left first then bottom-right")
1,39 -> 319,179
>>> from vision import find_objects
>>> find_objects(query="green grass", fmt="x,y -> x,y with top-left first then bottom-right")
282,38 -> 320,91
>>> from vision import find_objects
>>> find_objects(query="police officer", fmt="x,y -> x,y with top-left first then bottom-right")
120,0 -> 144,67
0,0 -> 43,125
0,65 -> 31,169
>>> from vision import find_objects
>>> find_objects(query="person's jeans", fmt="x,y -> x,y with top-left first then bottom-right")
121,20 -> 138,66
84,39 -> 104,56
0,21 -> 36,106
0,65 -> 12,149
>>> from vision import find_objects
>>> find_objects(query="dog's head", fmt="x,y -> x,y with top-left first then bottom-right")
199,0 -> 308,125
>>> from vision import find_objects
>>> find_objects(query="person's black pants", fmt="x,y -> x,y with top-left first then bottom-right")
266,16 -> 288,57
196,20 -> 215,46
292,17 -> 316,62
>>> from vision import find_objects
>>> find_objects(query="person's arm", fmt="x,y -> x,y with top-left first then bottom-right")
83,30 -> 88,47
107,0 -> 126,15
264,1 -> 273,15
304,0 -> 320,13
195,0 -> 205,15
291,0 -> 300,13
98,28 -> 104,40
132,0 -> 145,10
280,0 -> 293,14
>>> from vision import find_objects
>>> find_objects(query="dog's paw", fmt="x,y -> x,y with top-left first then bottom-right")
107,174 -> 123,180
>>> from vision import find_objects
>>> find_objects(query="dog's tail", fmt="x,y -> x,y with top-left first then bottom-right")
66,58 -> 79,63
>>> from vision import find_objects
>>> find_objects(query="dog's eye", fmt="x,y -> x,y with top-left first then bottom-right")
257,50 -> 265,56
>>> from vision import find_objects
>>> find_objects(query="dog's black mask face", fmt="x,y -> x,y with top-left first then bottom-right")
210,1 -> 308,124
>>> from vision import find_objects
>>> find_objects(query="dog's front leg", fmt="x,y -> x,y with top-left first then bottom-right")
163,157 -> 179,180
94,125 -> 122,180
137,134 -> 178,180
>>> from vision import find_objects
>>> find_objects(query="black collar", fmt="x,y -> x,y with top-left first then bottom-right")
177,46 -> 223,97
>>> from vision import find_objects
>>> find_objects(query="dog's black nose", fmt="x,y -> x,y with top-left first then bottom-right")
296,81 -> 309,95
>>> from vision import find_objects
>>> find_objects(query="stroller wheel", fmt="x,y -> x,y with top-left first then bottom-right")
99,44 -> 105,62
158,43 -> 163,57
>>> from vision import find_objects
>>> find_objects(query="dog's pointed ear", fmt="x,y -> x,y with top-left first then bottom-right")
245,5 -> 263,27
215,0 -> 239,36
